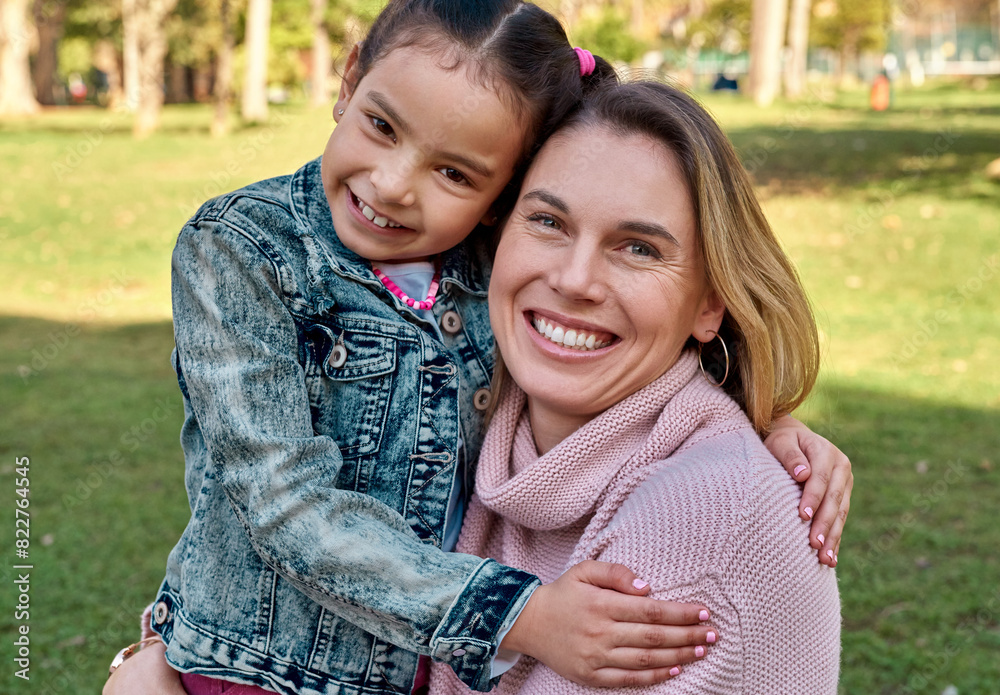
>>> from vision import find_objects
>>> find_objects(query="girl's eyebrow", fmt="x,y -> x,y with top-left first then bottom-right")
368,91 -> 411,135
367,90 -> 494,180
524,189 -> 680,246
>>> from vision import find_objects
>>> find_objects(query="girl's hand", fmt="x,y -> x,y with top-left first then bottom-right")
103,640 -> 187,695
765,414 -> 853,567
500,561 -> 715,687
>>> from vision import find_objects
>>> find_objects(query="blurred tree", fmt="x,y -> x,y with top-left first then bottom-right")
212,0 -> 234,135
310,0 -> 329,106
570,4 -> 645,63
748,0 -> 787,105
123,0 -> 179,136
32,0 -> 68,105
241,0 -> 270,121
0,0 -> 41,114
811,0 -> 888,84
784,0 -> 810,96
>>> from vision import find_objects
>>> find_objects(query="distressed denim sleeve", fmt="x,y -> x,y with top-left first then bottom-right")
171,216 -> 538,691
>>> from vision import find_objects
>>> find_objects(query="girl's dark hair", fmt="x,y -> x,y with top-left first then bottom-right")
355,0 -> 617,215
549,82 -> 820,433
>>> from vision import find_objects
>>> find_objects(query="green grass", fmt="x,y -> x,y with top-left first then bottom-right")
2,79 -> 999,694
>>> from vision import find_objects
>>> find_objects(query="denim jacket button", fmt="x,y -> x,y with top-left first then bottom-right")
328,343 -> 348,369
452,648 -> 467,657
441,311 -> 462,334
153,601 -> 169,625
473,388 -> 491,411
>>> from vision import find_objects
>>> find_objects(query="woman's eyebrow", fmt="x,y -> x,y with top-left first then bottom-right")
620,220 -> 680,246
522,189 -> 569,213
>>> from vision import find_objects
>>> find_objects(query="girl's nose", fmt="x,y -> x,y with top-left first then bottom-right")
370,157 -> 417,207
547,243 -> 606,303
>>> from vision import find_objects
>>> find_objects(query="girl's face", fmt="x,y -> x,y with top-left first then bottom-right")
322,45 -> 526,263
489,125 -> 724,434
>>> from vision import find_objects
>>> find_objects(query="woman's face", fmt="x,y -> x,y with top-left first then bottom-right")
489,124 -> 724,429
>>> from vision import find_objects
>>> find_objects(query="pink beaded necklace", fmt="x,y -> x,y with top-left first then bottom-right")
371,263 -> 442,311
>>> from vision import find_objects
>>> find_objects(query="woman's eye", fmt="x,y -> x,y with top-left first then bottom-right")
627,242 -> 658,258
527,213 -> 560,230
371,117 -> 396,141
441,167 -> 468,184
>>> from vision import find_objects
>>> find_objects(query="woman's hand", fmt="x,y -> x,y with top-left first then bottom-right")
500,561 -> 715,687
103,640 -> 187,695
765,415 -> 853,567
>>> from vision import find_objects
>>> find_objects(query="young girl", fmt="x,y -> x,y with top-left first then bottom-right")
105,2 -> 852,694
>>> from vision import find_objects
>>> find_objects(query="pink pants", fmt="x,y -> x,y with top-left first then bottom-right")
181,672 -> 275,695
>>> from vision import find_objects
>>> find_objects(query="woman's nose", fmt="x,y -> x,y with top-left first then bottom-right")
548,244 -> 606,303
370,155 -> 417,207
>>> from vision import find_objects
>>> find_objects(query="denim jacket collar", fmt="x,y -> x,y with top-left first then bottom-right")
290,157 -> 491,300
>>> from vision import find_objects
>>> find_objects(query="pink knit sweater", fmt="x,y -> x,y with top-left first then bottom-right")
429,351 -> 840,694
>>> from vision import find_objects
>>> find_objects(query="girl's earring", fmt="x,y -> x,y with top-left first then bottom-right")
337,109 -> 344,115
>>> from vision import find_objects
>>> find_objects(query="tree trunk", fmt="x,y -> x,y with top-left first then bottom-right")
784,0 -> 810,98
748,0 -> 788,107
122,0 -> 179,137
211,0 -> 234,137
93,39 -> 123,109
0,0 -> 40,115
32,0 -> 66,106
122,0 -> 139,110
309,0 -> 330,107
241,0 -> 271,122
167,59 -> 188,103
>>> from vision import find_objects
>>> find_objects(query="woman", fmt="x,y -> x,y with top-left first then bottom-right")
429,80 -> 841,693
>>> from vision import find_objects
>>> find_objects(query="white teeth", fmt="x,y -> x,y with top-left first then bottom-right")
531,316 -> 611,352
357,196 -> 403,228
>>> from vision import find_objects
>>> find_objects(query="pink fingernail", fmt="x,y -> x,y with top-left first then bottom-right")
632,578 -> 648,590
695,645 -> 705,657
793,464 -> 808,477
817,534 -> 825,545
698,609 -> 710,621
834,553 -> 839,564
803,507 -> 814,519
826,549 -> 835,560
669,667 -> 680,677
706,631 -> 717,644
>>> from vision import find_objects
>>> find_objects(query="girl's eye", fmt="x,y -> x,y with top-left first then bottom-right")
441,167 -> 469,185
371,117 -> 396,141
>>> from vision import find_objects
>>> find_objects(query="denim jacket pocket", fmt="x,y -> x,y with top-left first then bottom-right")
306,321 -> 397,461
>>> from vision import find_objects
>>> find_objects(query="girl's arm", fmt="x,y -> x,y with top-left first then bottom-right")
764,415 -> 853,566
103,641 -> 186,695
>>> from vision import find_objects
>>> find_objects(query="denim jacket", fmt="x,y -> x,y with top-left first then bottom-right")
151,158 -> 539,695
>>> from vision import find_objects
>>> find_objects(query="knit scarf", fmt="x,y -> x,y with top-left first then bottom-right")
456,350 -> 747,583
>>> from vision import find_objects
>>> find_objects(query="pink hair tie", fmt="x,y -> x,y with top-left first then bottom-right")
574,47 -> 595,77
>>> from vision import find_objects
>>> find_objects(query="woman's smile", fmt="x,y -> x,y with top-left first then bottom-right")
527,311 -> 617,352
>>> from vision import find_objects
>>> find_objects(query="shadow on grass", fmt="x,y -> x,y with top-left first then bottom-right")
724,125 -> 1000,198
2,316 -> 998,694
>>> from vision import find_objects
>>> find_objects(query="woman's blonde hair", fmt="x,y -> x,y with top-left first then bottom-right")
511,80 -> 820,433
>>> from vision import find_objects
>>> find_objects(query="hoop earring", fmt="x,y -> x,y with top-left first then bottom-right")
698,330 -> 730,387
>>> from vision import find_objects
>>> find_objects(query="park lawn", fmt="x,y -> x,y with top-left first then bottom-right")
2,79 -> 998,694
